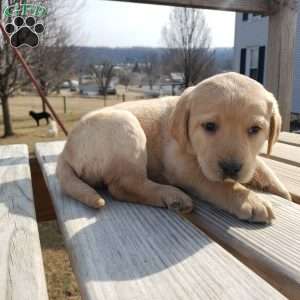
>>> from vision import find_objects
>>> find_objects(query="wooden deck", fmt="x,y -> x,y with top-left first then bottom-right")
190,194 -> 300,299
261,141 -> 300,167
279,132 -> 300,147
261,157 -> 300,203
33,131 -> 300,300
0,145 -> 48,300
36,142 -> 287,300
1,132 -> 299,299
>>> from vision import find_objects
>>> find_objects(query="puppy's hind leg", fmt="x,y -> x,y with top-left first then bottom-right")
56,156 -> 106,208
95,110 -> 194,213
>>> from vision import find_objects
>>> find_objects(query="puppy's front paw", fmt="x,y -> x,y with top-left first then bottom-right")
234,191 -> 274,223
161,188 -> 194,214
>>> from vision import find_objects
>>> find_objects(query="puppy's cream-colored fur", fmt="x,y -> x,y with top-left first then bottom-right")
57,72 -> 291,223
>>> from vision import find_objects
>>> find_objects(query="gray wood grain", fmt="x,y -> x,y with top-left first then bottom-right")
112,0 -> 271,14
279,132 -> 300,147
35,141 -> 286,300
0,145 -> 48,300
262,157 -> 300,203
189,194 -> 300,300
261,141 -> 300,167
265,0 -> 298,129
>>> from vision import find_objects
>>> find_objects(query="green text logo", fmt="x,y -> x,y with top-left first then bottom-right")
4,3 -> 47,18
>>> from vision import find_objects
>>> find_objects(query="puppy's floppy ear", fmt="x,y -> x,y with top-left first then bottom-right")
267,95 -> 282,155
169,86 -> 194,153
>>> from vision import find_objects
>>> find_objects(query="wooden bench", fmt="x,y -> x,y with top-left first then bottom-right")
261,141 -> 300,167
260,133 -> 300,203
189,193 -> 300,299
35,141 -> 287,300
0,145 -> 48,300
261,157 -> 300,203
279,132 -> 300,147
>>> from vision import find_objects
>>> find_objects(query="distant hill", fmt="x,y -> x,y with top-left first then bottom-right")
74,47 -> 233,71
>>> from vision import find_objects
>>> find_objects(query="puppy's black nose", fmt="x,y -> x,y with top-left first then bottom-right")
219,160 -> 242,178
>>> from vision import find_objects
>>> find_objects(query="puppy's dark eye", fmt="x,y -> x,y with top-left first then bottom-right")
202,122 -> 218,133
248,126 -> 261,136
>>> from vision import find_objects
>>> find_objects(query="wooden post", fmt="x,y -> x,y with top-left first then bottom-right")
42,101 -> 46,113
266,0 -> 299,130
63,96 -> 67,114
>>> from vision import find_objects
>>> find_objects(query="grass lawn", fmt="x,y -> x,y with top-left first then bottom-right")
0,87 -> 144,300
0,87 -> 143,153
38,221 -> 81,300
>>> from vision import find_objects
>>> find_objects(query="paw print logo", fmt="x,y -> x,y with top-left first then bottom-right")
5,16 -> 45,48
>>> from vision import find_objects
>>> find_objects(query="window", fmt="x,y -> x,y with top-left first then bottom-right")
240,48 -> 246,74
242,13 -> 265,22
242,13 -> 248,21
258,46 -> 265,84
249,48 -> 259,80
240,46 -> 265,84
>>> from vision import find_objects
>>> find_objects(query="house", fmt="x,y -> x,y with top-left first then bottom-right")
79,82 -> 117,97
170,73 -> 184,84
157,73 -> 185,96
234,12 -> 300,114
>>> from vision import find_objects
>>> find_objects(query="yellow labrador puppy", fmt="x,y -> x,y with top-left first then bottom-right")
57,72 -> 291,223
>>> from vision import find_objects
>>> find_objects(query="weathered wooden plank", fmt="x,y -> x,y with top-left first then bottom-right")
262,157 -> 300,203
112,0 -> 271,13
188,193 -> 300,300
279,132 -> 300,147
265,0 -> 299,130
261,142 -> 300,167
0,145 -> 48,300
35,141 -> 286,300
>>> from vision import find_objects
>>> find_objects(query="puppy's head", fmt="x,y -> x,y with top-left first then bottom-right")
170,72 -> 281,183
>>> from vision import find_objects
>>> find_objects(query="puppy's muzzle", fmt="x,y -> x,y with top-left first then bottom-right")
219,160 -> 242,180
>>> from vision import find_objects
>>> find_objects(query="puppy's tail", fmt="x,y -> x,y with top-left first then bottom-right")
56,155 -> 105,208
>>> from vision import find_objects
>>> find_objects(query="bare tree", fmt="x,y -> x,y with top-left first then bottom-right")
162,7 -> 216,88
142,54 -> 160,90
0,0 -> 81,136
91,61 -> 115,99
30,0 -> 80,107
119,70 -> 131,91
32,27 -> 76,95
0,1 -> 30,136
0,42 -> 28,137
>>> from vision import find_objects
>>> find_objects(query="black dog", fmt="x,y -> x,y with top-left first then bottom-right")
29,110 -> 51,127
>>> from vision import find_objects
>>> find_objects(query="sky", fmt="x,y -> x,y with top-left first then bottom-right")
76,0 -> 236,48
